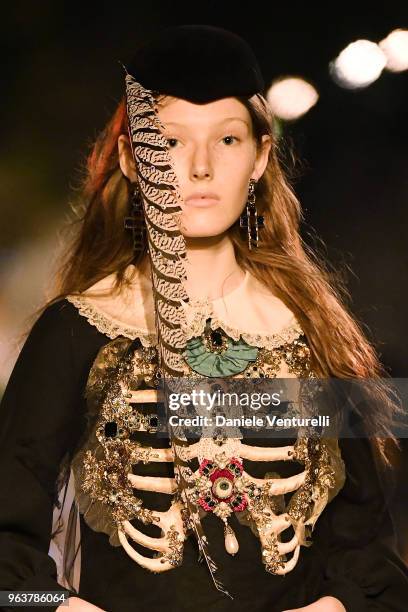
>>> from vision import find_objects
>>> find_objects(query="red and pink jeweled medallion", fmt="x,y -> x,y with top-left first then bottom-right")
197,457 -> 247,513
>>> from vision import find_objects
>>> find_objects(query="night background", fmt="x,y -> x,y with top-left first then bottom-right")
1,0 -> 407,562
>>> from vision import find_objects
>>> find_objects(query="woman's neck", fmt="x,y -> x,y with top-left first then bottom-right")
139,233 -> 245,301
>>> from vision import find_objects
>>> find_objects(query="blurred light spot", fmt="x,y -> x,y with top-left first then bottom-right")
330,40 -> 387,89
266,77 -> 319,121
379,29 -> 408,72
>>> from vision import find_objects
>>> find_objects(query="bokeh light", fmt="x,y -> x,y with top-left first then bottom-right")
266,77 -> 319,120
380,29 -> 408,72
330,39 -> 387,88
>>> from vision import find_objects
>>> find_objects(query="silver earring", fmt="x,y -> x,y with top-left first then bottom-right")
239,178 -> 264,250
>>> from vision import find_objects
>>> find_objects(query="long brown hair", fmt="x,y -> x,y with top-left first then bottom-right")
37,93 -> 403,470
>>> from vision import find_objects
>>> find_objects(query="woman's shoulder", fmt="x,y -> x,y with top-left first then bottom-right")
32,297 -> 106,336
2,299 -> 112,419
64,266 -> 158,346
26,298 -> 81,339
25,298 -> 116,357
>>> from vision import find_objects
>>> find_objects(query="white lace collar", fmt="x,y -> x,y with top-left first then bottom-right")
66,267 -> 304,349
66,293 -> 157,347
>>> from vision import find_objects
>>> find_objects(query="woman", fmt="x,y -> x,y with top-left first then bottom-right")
1,25 -> 407,612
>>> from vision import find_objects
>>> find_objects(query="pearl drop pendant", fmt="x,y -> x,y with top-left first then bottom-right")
224,523 -> 239,555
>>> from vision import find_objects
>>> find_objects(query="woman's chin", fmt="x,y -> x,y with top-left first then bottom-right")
180,226 -> 230,239
179,216 -> 236,239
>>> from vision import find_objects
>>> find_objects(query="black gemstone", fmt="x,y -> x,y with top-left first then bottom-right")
211,383 -> 223,393
210,330 -> 223,347
104,421 -> 118,438
149,416 -> 158,428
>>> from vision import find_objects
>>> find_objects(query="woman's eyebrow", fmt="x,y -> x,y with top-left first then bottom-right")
162,117 -> 249,127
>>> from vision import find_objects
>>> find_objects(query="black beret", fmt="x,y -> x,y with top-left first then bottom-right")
126,24 -> 265,104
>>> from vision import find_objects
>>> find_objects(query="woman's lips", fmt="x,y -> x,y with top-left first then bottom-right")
185,197 -> 220,208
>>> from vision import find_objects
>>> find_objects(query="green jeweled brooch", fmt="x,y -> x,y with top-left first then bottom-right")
182,318 -> 259,377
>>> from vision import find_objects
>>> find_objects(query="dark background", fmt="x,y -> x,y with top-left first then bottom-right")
1,0 -> 407,558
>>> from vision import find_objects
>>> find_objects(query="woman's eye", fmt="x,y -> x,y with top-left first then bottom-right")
166,138 -> 179,148
222,135 -> 239,145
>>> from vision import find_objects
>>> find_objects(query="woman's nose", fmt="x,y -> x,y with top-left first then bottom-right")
190,145 -> 213,181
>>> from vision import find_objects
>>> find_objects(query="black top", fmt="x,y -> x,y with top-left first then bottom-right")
1,299 -> 408,612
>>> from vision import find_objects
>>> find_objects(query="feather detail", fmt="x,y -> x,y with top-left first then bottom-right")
125,73 -> 189,376
124,73 -> 231,597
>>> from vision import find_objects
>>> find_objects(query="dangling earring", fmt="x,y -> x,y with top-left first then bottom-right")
239,178 -> 264,250
124,185 -> 147,256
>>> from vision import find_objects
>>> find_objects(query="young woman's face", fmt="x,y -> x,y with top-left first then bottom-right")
155,96 -> 270,238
